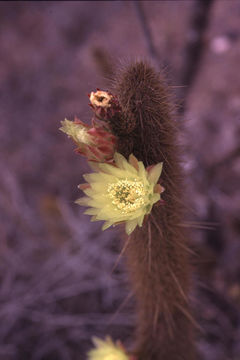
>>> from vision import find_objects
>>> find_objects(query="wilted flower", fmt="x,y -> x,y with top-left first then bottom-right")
87,337 -> 130,360
89,89 -> 122,122
76,152 -> 164,235
60,118 -> 116,162
90,90 -> 113,108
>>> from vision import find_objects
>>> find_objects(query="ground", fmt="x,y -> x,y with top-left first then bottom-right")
0,1 -> 239,359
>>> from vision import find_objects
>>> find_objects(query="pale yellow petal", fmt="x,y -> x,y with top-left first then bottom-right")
84,208 -> 99,215
95,205 -> 129,222
86,200 -> 107,209
97,172 -> 117,183
128,208 -> 144,220
129,153 -> 139,170
83,188 -> 95,197
75,197 -> 90,206
88,161 -> 100,172
87,193 -> 108,204
90,215 -> 97,222
102,221 -> 113,231
137,161 -> 148,184
151,193 -> 160,204
83,173 -> 101,183
77,197 -> 103,208
125,218 -> 138,235
89,181 -> 109,193
137,214 -> 145,227
113,152 -> 126,168
98,163 -> 130,179
95,205 -> 114,221
148,162 -> 163,185
122,160 -> 138,175
114,152 -> 137,174
92,336 -> 105,347
84,171 -> 116,185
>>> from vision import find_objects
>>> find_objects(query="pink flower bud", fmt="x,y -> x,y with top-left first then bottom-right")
60,118 -> 117,162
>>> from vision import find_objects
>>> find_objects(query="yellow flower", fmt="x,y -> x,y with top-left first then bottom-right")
87,336 -> 129,360
76,153 -> 164,235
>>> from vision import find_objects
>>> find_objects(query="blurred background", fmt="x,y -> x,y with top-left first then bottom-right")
0,1 -> 240,359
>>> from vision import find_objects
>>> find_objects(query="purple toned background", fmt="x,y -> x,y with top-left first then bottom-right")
0,1 -> 240,359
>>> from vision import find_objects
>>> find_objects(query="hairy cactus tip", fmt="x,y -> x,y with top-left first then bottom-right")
77,152 -> 164,235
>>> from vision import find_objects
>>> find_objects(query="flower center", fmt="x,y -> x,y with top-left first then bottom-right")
76,128 -> 91,144
107,179 -> 146,213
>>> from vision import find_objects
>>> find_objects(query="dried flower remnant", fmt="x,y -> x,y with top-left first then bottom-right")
90,90 -> 113,109
76,152 -> 164,235
89,89 -> 122,123
87,336 -> 134,360
60,118 -> 117,162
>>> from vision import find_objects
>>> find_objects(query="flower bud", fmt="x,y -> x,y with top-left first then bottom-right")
60,118 -> 116,162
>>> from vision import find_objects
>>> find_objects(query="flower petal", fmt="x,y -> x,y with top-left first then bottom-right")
98,163 -> 129,178
125,219 -> 138,235
89,181 -> 108,193
151,193 -> 160,205
137,161 -> 148,185
148,162 -> 163,185
75,197 -> 90,206
90,215 -> 98,222
88,161 -> 101,172
83,173 -> 101,183
137,214 -> 145,227
84,208 -> 99,215
154,183 -> 164,194
113,152 -> 126,168
129,154 -> 139,170
114,152 -> 137,174
82,188 -> 95,197
76,197 -> 103,208
78,183 -> 90,190
102,221 -> 113,231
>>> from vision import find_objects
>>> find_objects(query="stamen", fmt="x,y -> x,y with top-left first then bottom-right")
107,179 -> 146,213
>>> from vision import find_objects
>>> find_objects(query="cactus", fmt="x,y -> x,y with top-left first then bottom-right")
61,61 -> 197,360
108,61 -> 196,360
